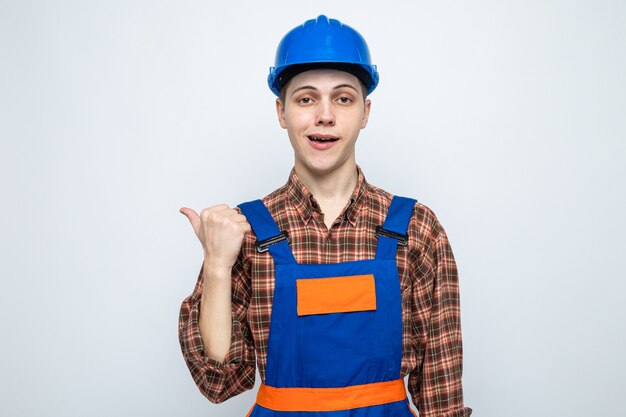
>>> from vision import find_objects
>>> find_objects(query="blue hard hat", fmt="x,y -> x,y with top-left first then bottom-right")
268,15 -> 379,97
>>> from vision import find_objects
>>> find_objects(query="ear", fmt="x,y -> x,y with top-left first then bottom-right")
276,98 -> 287,129
360,99 -> 372,129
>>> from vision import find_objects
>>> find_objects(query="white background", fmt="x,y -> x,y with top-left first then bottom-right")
1,1 -> 625,416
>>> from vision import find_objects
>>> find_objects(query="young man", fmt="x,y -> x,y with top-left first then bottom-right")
179,15 -> 472,417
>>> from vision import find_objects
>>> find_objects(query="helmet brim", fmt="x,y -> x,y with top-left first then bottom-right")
273,63 -> 376,96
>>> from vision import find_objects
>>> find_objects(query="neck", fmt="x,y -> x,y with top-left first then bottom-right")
294,161 -> 358,208
294,162 -> 358,201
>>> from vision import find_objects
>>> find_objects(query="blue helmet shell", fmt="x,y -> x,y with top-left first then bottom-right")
268,15 -> 379,96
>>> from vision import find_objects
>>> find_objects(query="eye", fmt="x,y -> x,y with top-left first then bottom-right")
337,96 -> 353,104
298,97 -> 313,104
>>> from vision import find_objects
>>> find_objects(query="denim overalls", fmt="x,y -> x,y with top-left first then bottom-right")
239,195 -> 417,417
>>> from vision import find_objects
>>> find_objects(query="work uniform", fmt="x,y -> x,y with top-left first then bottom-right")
178,167 -> 472,417
239,192 -> 415,417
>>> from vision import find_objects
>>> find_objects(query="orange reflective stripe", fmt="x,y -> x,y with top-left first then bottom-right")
296,274 -> 377,316
256,379 -> 406,412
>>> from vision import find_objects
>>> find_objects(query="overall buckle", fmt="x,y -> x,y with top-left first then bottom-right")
256,231 -> 290,253
375,226 -> 408,246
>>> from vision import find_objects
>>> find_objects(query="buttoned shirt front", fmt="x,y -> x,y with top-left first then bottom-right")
178,166 -> 471,417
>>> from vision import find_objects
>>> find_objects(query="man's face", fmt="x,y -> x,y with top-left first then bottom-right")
276,69 -> 371,178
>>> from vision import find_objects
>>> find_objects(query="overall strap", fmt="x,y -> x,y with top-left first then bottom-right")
238,199 -> 296,265
375,196 -> 417,260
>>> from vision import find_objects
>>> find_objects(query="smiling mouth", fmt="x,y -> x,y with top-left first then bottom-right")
308,135 -> 339,142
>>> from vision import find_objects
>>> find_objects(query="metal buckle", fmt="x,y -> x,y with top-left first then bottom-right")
375,226 -> 409,246
256,231 -> 290,253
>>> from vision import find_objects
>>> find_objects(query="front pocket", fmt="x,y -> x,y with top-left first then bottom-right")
296,274 -> 377,316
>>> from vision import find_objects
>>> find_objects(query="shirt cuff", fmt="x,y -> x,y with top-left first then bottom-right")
181,299 -> 245,374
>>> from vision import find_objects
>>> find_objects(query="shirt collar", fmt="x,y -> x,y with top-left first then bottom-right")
287,165 -> 368,227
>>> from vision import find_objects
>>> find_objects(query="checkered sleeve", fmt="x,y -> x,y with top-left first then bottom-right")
178,252 -> 256,403
408,207 -> 472,417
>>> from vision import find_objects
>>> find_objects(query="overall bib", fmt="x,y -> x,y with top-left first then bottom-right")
239,196 -> 417,417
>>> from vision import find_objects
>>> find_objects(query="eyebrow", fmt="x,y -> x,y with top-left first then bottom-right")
290,83 -> 359,97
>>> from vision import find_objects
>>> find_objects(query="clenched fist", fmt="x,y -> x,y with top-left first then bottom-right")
179,204 -> 251,274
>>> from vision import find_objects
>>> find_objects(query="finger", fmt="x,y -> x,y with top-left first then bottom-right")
209,204 -> 230,212
179,207 -> 198,220
200,204 -> 228,215
200,205 -> 235,220
179,207 -> 202,232
228,213 -> 248,223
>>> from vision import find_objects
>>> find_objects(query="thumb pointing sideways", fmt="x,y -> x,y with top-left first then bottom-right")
179,207 -> 201,234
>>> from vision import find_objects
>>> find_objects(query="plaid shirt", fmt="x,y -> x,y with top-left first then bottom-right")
179,166 -> 472,417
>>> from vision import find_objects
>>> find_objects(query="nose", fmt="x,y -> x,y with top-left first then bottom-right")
315,99 -> 335,126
